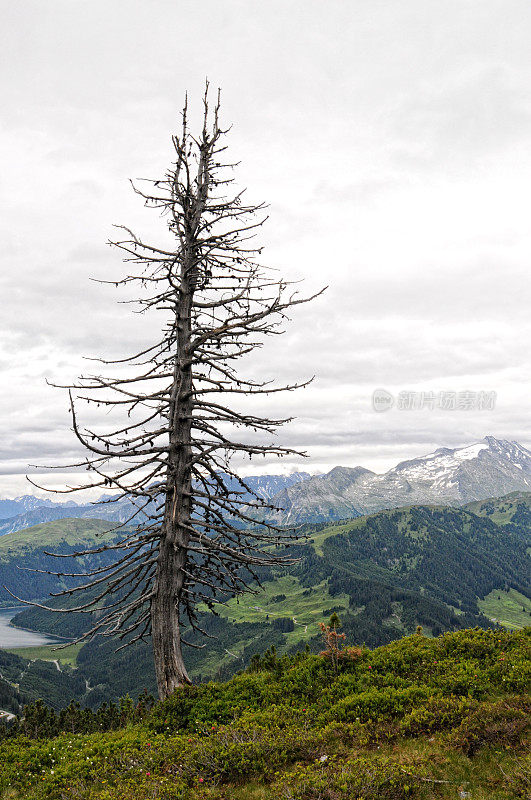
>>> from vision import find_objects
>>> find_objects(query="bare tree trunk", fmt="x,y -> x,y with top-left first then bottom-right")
151,283 -> 193,698
151,548 -> 190,696
151,529 -> 190,696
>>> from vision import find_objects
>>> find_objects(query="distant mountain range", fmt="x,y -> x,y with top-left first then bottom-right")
263,436 -> 531,524
0,498 -> 131,536
0,495 -> 79,519
1,436 -> 530,533
0,472 -> 313,536
210,471 -> 312,500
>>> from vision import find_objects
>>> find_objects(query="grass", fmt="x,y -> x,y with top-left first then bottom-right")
307,520 -> 359,556
0,518 -> 119,561
463,491 -> 530,525
4,642 -> 82,667
478,589 -> 531,629
215,574 -> 350,649
307,506 -> 445,558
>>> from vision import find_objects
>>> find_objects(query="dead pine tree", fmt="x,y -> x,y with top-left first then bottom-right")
19,86 -> 324,699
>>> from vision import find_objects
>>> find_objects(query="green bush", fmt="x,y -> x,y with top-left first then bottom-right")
0,627 -> 528,799
274,755 -> 422,799
331,686 -> 430,723
399,696 -> 478,736
449,696 -> 530,756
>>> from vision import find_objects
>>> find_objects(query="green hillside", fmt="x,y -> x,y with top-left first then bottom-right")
0,627 -> 529,800
463,491 -> 531,526
0,649 -> 89,715
206,502 -> 529,665
12,585 -> 108,639
317,504 -> 529,612
0,518 -> 118,558
479,589 -> 531,629
4,498 -> 528,702
0,518 -> 122,604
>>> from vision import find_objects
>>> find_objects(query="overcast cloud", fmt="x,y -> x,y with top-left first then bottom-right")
1,0 -> 530,497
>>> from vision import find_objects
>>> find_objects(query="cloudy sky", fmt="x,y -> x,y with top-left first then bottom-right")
1,0 -> 530,497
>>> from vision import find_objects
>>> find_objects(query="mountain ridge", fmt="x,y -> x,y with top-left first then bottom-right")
6,491 -> 529,689
2,436 -> 530,533
0,471 -> 314,536
263,436 -> 531,524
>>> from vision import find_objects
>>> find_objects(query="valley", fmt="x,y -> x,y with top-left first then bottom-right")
0,488 -> 526,710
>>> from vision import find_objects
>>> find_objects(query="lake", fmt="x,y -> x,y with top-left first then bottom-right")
0,608 -> 62,648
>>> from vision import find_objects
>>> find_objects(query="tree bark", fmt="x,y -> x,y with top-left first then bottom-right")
151,547 -> 190,696
151,281 -> 194,698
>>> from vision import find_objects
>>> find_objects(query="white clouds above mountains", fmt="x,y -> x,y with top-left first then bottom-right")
1,0 -> 529,497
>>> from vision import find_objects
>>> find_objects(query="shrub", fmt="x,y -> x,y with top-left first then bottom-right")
399,696 -> 478,736
331,686 -> 431,723
275,755 -> 421,799
449,696 -> 530,756
0,627 -> 529,799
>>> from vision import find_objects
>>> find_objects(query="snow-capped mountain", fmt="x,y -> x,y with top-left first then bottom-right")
380,436 -> 531,507
3,439 -> 530,532
263,436 -> 531,524
0,494 -> 54,519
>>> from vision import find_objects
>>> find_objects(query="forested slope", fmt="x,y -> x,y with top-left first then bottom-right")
3,496 -> 528,704
0,519 -> 121,603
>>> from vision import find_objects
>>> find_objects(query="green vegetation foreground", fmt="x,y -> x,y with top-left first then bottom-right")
0,626 -> 529,799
